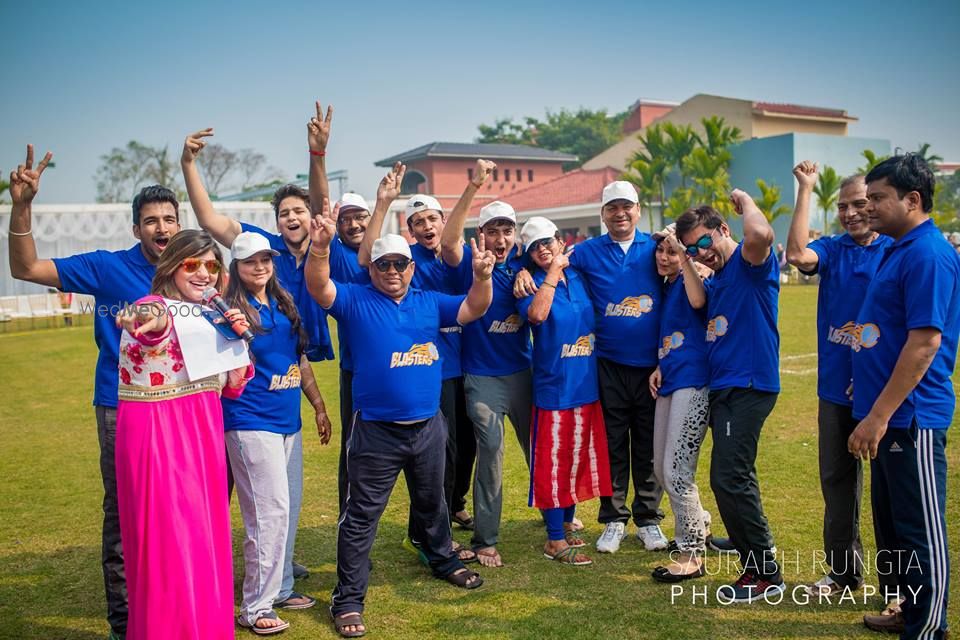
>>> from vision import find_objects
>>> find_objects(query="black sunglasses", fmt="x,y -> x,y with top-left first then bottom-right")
373,258 -> 412,273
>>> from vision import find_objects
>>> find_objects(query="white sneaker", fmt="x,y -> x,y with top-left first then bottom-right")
596,522 -> 626,553
636,524 -> 669,551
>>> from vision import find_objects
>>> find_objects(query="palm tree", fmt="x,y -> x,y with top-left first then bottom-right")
915,143 -> 943,172
682,147 -> 734,216
755,179 -> 791,223
697,116 -> 742,157
813,166 -> 842,233
857,149 -> 890,175
622,158 -> 664,232
661,123 -> 699,189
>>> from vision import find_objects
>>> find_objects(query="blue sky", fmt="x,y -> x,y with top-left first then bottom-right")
2,0 -> 958,203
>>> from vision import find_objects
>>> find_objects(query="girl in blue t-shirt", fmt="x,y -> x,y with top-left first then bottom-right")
648,230 -> 712,583
222,232 -> 332,634
516,217 -> 613,567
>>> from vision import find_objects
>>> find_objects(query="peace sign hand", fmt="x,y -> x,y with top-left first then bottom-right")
9,144 -> 53,205
471,233 -> 496,280
309,197 -> 339,250
308,101 -> 334,152
182,128 -> 214,165
376,162 -> 406,202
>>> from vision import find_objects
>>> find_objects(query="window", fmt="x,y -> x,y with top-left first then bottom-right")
493,168 -> 499,182
504,169 -> 511,182
528,169 -> 534,182
467,168 -> 474,181
516,168 -> 522,182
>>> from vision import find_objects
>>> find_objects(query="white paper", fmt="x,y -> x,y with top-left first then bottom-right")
165,299 -> 250,381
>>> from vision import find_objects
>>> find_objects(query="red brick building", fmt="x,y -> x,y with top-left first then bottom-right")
375,142 -> 576,212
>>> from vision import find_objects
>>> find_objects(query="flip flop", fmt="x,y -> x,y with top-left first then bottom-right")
474,547 -> 504,568
237,611 -> 290,636
544,546 -> 592,566
451,511 -> 475,530
452,541 -> 478,564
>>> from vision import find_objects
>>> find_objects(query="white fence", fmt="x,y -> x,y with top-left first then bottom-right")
0,202 -> 277,297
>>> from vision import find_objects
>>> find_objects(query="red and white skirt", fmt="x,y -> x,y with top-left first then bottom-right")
529,400 -> 612,509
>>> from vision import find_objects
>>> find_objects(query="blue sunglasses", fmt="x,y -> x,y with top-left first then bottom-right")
684,233 -> 715,257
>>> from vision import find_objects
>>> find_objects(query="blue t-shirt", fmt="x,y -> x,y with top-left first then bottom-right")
568,230 -> 661,367
53,245 -> 155,408
658,275 -> 709,396
703,244 -> 781,392
803,233 -> 893,406
222,293 -> 303,434
852,220 -> 960,429
516,267 -> 598,410
327,283 -> 463,422
327,234 -> 371,372
240,223 -> 334,362
456,245 -> 533,377
411,242 -> 466,380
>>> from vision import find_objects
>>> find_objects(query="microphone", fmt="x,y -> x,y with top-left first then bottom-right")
202,287 -> 254,343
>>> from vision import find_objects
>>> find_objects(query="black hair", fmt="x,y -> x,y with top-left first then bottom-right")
674,205 -> 725,242
224,258 -> 308,357
271,184 -> 311,219
865,154 -> 935,213
132,185 -> 179,226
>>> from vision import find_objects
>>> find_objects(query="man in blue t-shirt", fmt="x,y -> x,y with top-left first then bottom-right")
306,217 -> 494,636
848,155 -> 956,639
676,192 -> 784,603
786,161 -> 898,605
440,162 -> 534,569
9,145 -> 181,639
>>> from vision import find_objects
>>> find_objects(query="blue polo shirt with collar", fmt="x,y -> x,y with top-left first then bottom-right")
658,274 -> 709,397
53,244 -> 156,408
222,292 -> 303,434
516,267 -> 598,410
702,243 -> 781,393
327,283 -> 464,422
568,229 -> 661,367
802,233 -> 893,406
240,222 -> 334,362
852,220 -> 960,429
410,241 -> 466,380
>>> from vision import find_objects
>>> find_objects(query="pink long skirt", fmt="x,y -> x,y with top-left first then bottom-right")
529,400 -> 612,509
116,391 -> 234,640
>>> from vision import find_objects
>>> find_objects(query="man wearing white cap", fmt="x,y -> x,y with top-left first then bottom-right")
440,160 -> 533,568
306,204 -> 495,635
520,181 -> 667,553
357,181 -> 478,542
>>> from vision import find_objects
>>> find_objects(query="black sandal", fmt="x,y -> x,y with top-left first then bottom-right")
451,511 -> 475,530
445,568 -> 484,589
330,609 -> 366,638
651,564 -> 705,583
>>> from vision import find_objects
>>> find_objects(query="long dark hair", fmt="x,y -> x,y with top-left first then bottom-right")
151,230 -> 225,299
224,255 -> 307,356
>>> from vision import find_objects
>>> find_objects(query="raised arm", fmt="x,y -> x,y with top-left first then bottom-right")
307,101 -> 333,217
457,236 -> 495,324
181,129 -> 242,246
526,252 -> 567,324
358,162 -> 405,267
663,231 -> 707,309
441,159 -> 496,267
304,197 -> 339,308
8,144 -> 60,287
786,160 -> 820,271
731,188 -> 774,266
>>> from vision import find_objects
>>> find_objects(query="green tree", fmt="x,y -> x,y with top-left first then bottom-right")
857,149 -> 890,175
476,108 -> 627,169
681,147 -> 734,217
914,142 -> 943,173
0,176 -> 8,201
94,141 -> 179,203
932,169 -> 960,231
622,158 -> 665,232
754,179 -> 791,223
661,122 -> 699,189
812,165 -> 842,232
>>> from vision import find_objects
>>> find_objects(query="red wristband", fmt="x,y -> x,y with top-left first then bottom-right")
310,150 -> 326,157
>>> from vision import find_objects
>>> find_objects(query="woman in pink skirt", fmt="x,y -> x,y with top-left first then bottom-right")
115,230 -> 253,640
516,217 -> 612,566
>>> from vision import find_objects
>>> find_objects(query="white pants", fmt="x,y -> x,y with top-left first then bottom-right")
226,430 -> 303,624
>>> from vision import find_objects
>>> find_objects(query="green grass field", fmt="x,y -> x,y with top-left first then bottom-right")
0,285 -> 956,639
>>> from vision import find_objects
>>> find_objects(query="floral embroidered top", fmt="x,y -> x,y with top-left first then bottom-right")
118,295 -> 252,402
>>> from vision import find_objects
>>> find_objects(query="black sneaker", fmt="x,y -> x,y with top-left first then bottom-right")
718,572 -> 785,604
706,535 -> 737,553
292,561 -> 310,579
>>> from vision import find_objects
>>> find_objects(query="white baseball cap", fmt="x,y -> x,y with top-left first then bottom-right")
405,195 -> 443,222
338,192 -> 370,214
370,233 -> 413,262
601,181 -> 639,207
231,232 -> 281,261
478,201 -> 516,228
520,216 -> 558,246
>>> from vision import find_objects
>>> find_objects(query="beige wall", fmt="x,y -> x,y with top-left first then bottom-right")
751,114 -> 849,138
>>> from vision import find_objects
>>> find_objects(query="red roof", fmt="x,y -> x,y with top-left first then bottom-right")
752,101 -> 856,121
469,167 -> 621,216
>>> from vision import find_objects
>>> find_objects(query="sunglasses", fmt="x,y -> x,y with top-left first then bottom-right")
180,258 -> 222,275
684,232 -> 715,257
373,258 -> 412,273
528,237 -> 555,252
